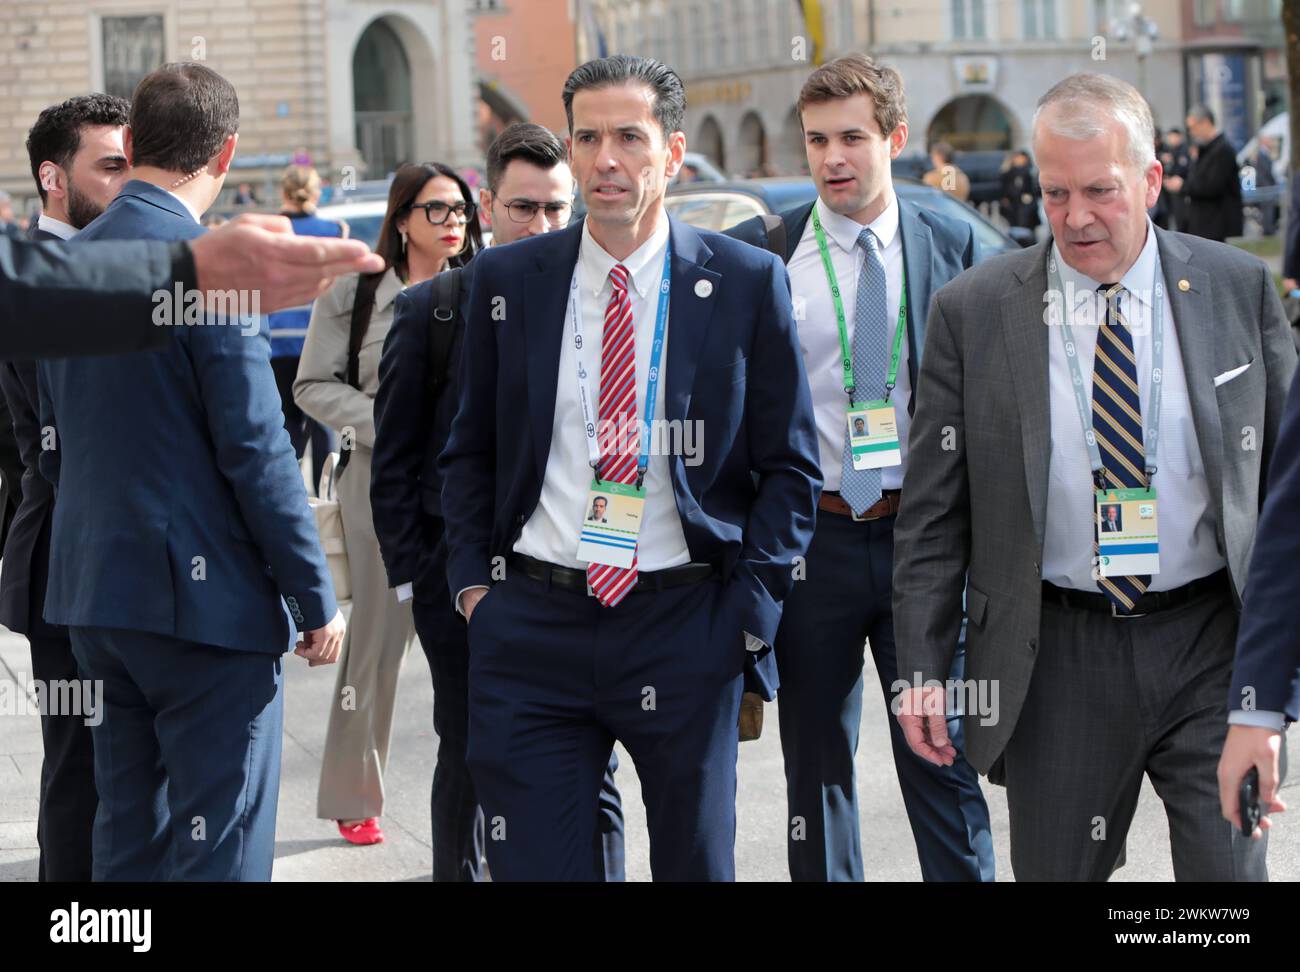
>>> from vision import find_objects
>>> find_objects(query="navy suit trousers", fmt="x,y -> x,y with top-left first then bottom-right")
467,571 -> 743,881
774,512 -> 994,881
68,627 -> 283,881
413,585 -> 627,881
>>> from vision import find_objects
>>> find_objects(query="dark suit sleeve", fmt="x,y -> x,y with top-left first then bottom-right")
892,288 -> 972,684
1256,260 -> 1299,505
1184,141 -> 1238,201
438,253 -> 499,602
371,285 -> 434,589
730,253 -> 822,646
0,237 -> 186,359
1231,366 -> 1300,723
186,321 -> 337,630
1285,179 -> 1300,281
36,363 -> 58,488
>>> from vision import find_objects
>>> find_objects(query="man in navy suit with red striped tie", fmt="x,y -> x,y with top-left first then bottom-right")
439,55 -> 821,881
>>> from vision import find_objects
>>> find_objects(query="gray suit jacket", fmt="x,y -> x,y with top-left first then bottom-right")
892,227 -> 1298,777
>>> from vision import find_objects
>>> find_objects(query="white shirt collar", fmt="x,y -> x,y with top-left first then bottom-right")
815,191 -> 899,255
1052,218 -> 1160,311
166,188 -> 203,224
37,213 -> 77,240
580,213 -> 671,300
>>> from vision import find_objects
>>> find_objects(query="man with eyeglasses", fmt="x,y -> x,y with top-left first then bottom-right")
371,123 -> 625,881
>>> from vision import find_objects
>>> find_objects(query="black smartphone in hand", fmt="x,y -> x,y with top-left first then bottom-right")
1239,766 -> 1261,836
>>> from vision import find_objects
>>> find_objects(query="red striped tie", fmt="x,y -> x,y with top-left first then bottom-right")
586,264 -> 639,607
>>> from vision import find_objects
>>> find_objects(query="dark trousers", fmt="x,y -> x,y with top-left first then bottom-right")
68,627 -> 284,882
467,572 -> 742,881
28,633 -> 96,881
413,589 -> 625,881
272,355 -> 332,493
774,512 -> 994,882
1004,588 -> 1270,881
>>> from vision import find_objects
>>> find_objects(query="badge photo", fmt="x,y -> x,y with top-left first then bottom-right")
576,480 -> 646,570
848,400 -> 901,470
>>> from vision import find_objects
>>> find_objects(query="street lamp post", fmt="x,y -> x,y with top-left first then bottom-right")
1110,2 -> 1160,99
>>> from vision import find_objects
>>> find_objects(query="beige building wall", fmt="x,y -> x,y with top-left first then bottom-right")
0,0 -> 477,213
585,0 -> 1194,177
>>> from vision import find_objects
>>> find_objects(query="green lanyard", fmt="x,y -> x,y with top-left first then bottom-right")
811,205 -> 907,406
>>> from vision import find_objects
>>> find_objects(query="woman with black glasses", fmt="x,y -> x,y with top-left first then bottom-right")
294,163 -> 482,846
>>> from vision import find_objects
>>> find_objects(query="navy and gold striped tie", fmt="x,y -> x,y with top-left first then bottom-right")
1091,282 -> 1149,613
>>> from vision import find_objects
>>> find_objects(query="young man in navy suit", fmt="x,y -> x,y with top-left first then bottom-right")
727,54 -> 993,882
38,63 -> 344,881
439,55 -> 822,881
372,122 -> 626,881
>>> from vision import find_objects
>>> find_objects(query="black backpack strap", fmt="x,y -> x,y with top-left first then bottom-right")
335,276 -> 376,474
759,213 -> 786,262
426,267 -> 462,401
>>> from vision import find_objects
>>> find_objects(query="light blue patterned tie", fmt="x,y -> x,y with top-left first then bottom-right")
839,227 -> 888,516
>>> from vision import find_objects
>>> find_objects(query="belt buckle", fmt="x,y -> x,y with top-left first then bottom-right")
1111,600 -> 1147,619
586,578 -> 597,597
851,506 -> 872,522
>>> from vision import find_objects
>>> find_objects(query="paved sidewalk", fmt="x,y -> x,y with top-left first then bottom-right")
2,624 -> 1296,881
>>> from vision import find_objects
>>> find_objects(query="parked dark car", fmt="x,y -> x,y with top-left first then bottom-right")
664,177 -> 1032,255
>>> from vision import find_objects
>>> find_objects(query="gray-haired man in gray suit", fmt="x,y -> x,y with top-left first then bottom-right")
892,73 -> 1296,881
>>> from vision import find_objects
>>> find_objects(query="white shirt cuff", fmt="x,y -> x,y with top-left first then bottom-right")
743,632 -> 765,653
456,585 -> 490,618
1228,709 -> 1287,732
395,582 -> 413,603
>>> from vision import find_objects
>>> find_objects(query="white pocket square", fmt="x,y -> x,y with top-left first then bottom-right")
1213,361 -> 1252,387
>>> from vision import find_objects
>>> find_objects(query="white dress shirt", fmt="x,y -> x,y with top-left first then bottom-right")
786,195 -> 911,492
513,215 -> 692,571
1042,219 -> 1226,591
36,213 -> 76,240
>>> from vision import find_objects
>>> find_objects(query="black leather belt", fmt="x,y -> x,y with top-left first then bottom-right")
1041,569 -> 1230,618
509,554 -> 717,595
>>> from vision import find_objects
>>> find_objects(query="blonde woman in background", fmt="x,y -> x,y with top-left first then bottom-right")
294,163 -> 482,845
268,164 -> 346,493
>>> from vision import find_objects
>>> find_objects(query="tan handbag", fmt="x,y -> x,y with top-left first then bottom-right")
307,452 -> 351,604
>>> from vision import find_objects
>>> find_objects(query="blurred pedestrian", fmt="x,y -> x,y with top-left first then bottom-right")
1158,127 -> 1191,230
295,162 -> 482,846
40,62 -> 344,882
1285,174 -> 1299,297
1,92 -> 131,882
999,148 -> 1041,234
233,181 -> 257,206
1166,105 -> 1242,243
267,164 -> 345,493
922,141 -> 970,202
0,191 -> 22,239
1252,136 -> 1278,237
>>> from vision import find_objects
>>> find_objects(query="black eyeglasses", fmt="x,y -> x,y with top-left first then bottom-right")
410,200 -> 476,225
504,199 -> 573,225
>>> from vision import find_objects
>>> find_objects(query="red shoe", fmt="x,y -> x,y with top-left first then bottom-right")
337,818 -> 384,845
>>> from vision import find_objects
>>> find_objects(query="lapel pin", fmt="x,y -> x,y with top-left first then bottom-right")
1178,279 -> 1190,292
694,279 -> 713,298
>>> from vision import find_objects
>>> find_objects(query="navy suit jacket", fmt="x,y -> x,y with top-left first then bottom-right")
371,259 -> 474,602
1230,366 -> 1300,723
726,196 -> 978,402
38,180 -> 336,653
439,216 -> 822,695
